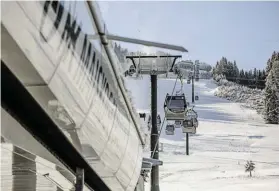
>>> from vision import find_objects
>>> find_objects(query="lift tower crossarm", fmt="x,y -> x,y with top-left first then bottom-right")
125,55 -> 182,73
105,34 -> 188,52
87,34 -> 188,53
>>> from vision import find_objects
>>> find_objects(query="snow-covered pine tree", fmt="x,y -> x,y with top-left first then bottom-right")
222,57 -> 229,77
212,67 -> 219,80
272,60 -> 279,114
262,69 -> 266,78
264,57 -> 279,124
266,51 -> 279,76
244,71 -> 249,86
253,68 -> 257,79
215,61 -> 222,75
239,69 -> 245,78
266,58 -> 272,75
245,160 -> 255,177
233,61 -> 239,78
227,61 -> 234,79
255,69 -> 262,88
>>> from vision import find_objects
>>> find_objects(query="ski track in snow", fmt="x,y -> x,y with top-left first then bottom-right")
125,77 -> 279,191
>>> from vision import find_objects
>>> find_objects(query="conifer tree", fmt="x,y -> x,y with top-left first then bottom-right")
264,54 -> 279,124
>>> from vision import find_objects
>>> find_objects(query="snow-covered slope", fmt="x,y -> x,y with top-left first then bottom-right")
125,77 -> 279,191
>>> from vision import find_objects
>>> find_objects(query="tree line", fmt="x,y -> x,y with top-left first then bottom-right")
212,57 -> 266,89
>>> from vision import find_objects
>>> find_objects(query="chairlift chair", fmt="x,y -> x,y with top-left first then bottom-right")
195,95 -> 199,101
173,66 -> 179,75
157,114 -> 161,129
148,116 -> 151,131
157,114 -> 161,123
148,122 -> 151,131
187,108 -> 198,119
182,119 -> 196,134
165,124 -> 175,135
164,93 -> 187,121
187,79 -> 191,84
189,109 -> 198,128
190,127 -> 197,134
174,120 -> 181,128
183,108 -> 199,132
182,126 -> 196,134
174,68 -> 180,75
183,118 -> 194,128
139,113 -> 146,121
128,65 -> 136,76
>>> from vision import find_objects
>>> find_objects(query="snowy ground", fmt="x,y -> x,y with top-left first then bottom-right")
125,76 -> 279,191
213,78 -> 265,115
